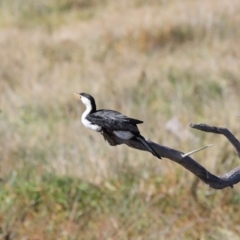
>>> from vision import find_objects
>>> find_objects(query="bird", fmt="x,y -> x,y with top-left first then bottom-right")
74,92 -> 161,159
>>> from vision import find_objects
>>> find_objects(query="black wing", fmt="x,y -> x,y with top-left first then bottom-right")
86,110 -> 143,133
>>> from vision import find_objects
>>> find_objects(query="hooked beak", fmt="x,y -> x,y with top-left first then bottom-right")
74,93 -> 81,99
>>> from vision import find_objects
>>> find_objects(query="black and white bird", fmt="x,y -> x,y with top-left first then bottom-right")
75,92 -> 161,159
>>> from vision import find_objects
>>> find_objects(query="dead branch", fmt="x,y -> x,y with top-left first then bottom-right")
120,123 -> 240,190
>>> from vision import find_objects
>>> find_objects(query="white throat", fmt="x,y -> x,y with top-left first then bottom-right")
81,98 -> 101,132
81,102 -> 92,120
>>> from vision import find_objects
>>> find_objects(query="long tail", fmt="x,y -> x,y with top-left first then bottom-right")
136,135 -> 162,159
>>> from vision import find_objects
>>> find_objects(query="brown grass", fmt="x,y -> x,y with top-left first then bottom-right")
1,0 -> 240,239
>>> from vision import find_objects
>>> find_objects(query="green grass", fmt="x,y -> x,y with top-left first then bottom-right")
0,0 -> 100,29
1,0 -> 240,239
1,171 -> 240,239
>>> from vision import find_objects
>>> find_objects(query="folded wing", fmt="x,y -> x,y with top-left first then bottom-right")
86,110 -> 143,133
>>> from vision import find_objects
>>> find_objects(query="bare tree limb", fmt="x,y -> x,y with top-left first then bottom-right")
119,123 -> 240,190
190,123 -> 240,157
102,123 -> 240,189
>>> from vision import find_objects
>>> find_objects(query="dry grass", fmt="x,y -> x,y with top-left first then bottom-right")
1,0 -> 240,239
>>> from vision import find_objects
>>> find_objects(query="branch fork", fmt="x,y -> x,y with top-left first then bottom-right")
123,123 -> 240,190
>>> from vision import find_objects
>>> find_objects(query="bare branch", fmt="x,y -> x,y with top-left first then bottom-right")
102,123 -> 240,189
190,123 -> 240,156
116,123 -> 240,190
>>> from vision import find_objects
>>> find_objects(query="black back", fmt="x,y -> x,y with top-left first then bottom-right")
86,109 -> 143,133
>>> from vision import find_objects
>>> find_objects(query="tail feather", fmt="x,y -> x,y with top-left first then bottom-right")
136,136 -> 162,159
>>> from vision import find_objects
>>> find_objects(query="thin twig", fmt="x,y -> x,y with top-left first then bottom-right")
181,144 -> 213,158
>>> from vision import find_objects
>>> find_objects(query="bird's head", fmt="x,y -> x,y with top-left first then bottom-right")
74,92 -> 96,111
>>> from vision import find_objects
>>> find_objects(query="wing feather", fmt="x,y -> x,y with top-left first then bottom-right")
86,110 -> 142,133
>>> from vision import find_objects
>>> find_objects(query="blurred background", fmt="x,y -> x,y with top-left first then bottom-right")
1,0 -> 240,239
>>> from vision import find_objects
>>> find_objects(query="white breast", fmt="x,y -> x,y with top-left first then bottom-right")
81,111 -> 102,132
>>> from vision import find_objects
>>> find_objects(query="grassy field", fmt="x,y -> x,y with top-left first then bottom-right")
1,0 -> 240,239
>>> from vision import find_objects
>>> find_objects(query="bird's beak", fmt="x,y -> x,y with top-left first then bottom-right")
74,93 -> 81,99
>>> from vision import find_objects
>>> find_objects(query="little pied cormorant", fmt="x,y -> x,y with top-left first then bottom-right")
75,92 -> 161,159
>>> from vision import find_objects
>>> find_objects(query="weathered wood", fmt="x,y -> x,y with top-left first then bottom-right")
101,122 -> 240,189
117,123 -> 240,190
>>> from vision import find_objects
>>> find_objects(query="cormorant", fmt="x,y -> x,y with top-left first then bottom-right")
75,92 -> 161,159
